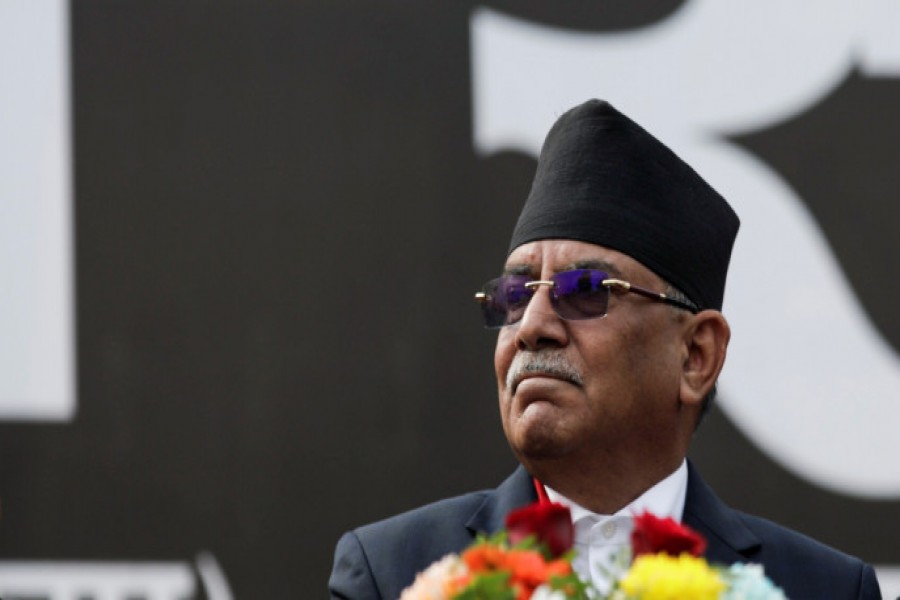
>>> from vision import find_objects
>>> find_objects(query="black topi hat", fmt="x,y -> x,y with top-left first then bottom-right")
508,99 -> 740,311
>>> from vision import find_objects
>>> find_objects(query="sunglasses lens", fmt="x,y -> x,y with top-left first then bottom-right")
478,270 -> 610,327
552,270 -> 610,320
479,275 -> 532,328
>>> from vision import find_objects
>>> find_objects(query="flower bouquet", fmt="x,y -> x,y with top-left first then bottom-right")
399,501 -> 787,600
400,502 -> 587,600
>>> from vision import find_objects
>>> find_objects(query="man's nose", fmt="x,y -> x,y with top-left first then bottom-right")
515,285 -> 569,351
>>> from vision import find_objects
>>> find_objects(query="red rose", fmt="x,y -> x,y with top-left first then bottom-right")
630,511 -> 706,557
505,502 -> 574,558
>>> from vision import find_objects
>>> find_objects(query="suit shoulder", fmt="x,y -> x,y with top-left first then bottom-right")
330,490 -> 493,600
733,510 -> 881,599
354,488 -> 491,546
736,509 -> 862,565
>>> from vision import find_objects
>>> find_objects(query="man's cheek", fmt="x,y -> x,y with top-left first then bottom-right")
494,345 -> 514,383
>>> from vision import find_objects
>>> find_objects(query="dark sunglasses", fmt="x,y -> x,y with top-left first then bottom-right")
474,269 -> 699,329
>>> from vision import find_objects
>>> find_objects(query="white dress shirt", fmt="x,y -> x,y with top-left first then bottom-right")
544,460 -> 688,595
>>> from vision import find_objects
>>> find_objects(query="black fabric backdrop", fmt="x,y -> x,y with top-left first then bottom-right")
0,2 -> 897,596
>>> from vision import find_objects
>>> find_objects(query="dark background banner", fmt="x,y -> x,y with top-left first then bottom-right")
0,2 -> 898,597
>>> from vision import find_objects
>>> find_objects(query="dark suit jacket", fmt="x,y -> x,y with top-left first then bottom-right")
329,463 -> 882,599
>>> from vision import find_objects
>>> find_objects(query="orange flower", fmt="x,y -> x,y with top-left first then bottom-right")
512,582 -> 531,600
505,549 -> 550,587
461,543 -> 507,572
457,540 -> 575,599
546,558 -> 572,578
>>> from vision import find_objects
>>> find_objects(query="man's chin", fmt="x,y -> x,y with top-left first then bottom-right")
508,424 -> 570,463
502,393 -> 579,462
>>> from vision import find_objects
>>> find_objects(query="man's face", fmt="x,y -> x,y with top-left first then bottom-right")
495,239 -> 688,469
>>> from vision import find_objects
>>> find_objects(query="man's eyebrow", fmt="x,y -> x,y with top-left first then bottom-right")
501,260 -> 623,278
502,264 -> 534,276
563,259 -> 623,278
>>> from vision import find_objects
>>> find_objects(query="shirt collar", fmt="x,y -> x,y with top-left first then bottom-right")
544,459 -> 688,525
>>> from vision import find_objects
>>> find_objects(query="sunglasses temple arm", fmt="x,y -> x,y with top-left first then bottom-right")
605,280 -> 699,314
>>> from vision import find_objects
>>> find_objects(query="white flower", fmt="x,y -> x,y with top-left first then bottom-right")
399,554 -> 469,600
530,585 -> 569,600
720,563 -> 787,600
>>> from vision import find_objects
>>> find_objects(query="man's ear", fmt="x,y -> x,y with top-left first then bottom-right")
680,310 -> 730,408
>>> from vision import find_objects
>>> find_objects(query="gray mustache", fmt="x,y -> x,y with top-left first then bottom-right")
506,351 -> 584,391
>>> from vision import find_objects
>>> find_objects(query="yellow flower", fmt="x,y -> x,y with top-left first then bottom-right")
618,553 -> 725,600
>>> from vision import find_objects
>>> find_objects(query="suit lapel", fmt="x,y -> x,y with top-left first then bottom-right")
465,466 -> 538,537
682,461 -> 761,564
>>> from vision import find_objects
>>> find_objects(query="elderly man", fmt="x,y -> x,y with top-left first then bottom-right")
328,100 -> 882,599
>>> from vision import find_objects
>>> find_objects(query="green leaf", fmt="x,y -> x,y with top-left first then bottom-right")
453,571 -> 516,600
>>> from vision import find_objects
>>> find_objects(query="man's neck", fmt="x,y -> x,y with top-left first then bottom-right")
525,453 -> 686,515
545,460 -> 688,519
